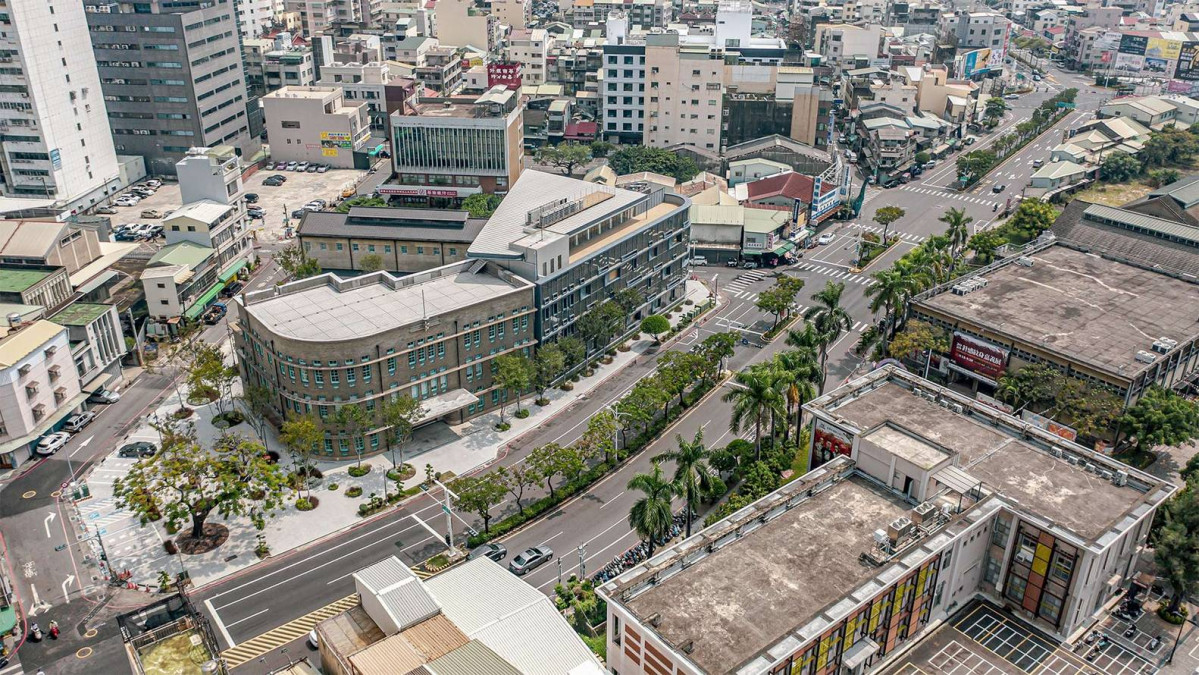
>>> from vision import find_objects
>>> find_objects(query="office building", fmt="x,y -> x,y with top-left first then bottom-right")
941,10 -> 1010,71
248,47 -> 317,96
86,1 -> 260,176
285,0 -> 336,35
600,366 -> 1173,674
261,86 -> 370,168
297,207 -> 485,273
910,238 -> 1199,408
467,170 -> 691,351
175,146 -> 246,206
381,86 -> 523,206
0,0 -> 122,212
233,260 -> 536,451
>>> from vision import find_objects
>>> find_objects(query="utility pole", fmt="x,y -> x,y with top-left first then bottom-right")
423,478 -> 459,550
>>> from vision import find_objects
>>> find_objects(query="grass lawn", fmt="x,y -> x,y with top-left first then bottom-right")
1072,179 -> 1155,207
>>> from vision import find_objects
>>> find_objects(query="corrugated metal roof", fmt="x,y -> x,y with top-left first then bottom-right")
1149,174 -> 1199,208
425,558 -> 603,675
1084,203 -> 1199,243
354,557 -> 442,634
400,615 -> 470,661
422,640 -> 522,675
349,633 -> 427,674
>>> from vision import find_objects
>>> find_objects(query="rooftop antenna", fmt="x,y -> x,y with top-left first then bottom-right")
421,289 -> 430,329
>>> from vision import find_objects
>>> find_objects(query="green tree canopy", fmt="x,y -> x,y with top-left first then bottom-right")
1120,386 -> 1199,450
1007,198 -> 1058,241
335,196 -> 386,213
114,424 -> 288,540
535,143 -> 593,175
494,354 -> 533,418
1100,151 -> 1141,182
450,473 -> 507,533
461,193 -> 503,218
609,146 -> 699,181
626,462 -> 677,558
639,314 -> 671,342
358,254 -> 384,273
275,242 -> 321,280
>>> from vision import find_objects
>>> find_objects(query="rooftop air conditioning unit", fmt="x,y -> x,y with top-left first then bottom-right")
873,529 -> 889,546
1101,470 -> 1113,481
1016,256 -> 1034,267
1113,470 -> 1128,487
887,516 -> 913,542
911,501 -> 937,526
948,403 -> 964,414
1135,350 -> 1157,364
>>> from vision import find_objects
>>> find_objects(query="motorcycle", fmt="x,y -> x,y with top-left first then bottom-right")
1084,631 -> 1099,644
1123,624 -> 1137,639
28,622 -> 42,642
1147,635 -> 1161,650
992,203 -> 999,212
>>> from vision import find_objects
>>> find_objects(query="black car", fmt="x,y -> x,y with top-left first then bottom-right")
247,208 -> 265,219
221,281 -> 244,297
291,209 -> 307,219
244,193 -> 259,203
263,177 -> 284,187
882,179 -> 900,189
118,441 -> 157,458
992,184 -> 1006,193
468,543 -> 508,563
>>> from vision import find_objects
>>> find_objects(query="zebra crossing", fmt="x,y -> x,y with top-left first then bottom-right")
857,224 -> 926,245
722,270 -> 769,301
792,261 -> 879,286
898,184 -> 1002,206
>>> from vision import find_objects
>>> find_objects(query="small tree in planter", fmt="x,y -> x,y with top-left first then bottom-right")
281,414 -> 323,498
640,315 -> 670,344
533,344 -> 566,405
494,353 -> 533,422
333,403 -> 372,468
379,395 -> 423,499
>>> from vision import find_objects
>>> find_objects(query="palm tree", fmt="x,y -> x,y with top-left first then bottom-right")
939,207 -> 973,260
803,282 -> 853,393
627,462 -> 677,558
865,268 -> 911,347
774,350 -> 820,442
722,367 -> 785,461
655,430 -> 718,538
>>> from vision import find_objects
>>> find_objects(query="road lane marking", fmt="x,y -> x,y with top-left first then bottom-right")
599,491 -> 625,508
221,593 -> 359,668
226,607 -> 270,628
540,531 -> 563,546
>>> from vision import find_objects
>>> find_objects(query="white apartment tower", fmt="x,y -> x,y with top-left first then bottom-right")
237,0 -> 277,39
0,0 -> 121,212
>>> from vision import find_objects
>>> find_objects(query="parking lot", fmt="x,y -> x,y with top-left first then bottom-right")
97,165 -> 375,251
887,601 -> 1101,675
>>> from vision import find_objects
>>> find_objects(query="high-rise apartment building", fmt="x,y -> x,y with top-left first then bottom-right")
0,0 -> 122,212
236,0 -> 276,39
86,0 -> 261,176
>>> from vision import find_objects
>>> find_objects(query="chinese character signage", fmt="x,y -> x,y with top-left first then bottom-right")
950,332 -> 1009,380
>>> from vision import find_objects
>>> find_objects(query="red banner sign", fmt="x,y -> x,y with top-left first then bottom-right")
950,332 -> 1009,380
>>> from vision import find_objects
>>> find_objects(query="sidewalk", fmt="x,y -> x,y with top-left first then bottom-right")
80,280 -> 713,589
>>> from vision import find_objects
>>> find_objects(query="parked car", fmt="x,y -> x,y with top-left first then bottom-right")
963,136 -> 977,146
1032,74 -> 1042,81
118,441 -> 157,458
88,388 -> 121,404
146,225 -> 164,239
274,162 -> 288,171
202,302 -> 228,325
247,207 -> 265,219
923,161 -> 937,170
221,281 -> 244,297
285,161 -> 299,171
1004,93 -> 1019,100
114,196 -> 140,207
131,186 -> 155,196
291,209 -> 308,219
262,177 -> 284,187
140,209 -> 163,219
305,164 -> 319,173
468,543 -> 508,563
296,162 -> 310,172
882,179 -> 900,188
1033,159 -> 1044,168
35,432 -> 72,456
309,199 -> 327,208
63,411 -> 97,433
95,206 -> 118,215
992,183 -> 1006,193
243,193 -> 259,203
114,230 -> 140,242
144,179 -> 163,188
316,164 -> 329,173
741,261 -> 759,269
508,546 -> 552,575
817,233 -> 835,245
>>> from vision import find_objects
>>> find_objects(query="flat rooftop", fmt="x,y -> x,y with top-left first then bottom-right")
241,261 -> 532,342
914,244 -> 1199,380
0,268 -> 53,294
825,380 -> 1158,542
623,476 -> 911,674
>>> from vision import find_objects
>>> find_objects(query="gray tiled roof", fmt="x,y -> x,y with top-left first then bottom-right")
1148,174 -> 1199,208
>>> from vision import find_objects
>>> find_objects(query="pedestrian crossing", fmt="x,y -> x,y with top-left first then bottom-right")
721,270 -> 768,296
221,593 -> 361,667
898,185 -> 1002,206
856,225 -> 926,245
791,262 -> 878,285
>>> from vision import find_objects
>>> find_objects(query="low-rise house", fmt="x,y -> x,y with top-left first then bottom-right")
297,207 -> 486,273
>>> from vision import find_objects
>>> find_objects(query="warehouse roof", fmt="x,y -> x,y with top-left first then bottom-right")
298,207 -> 487,242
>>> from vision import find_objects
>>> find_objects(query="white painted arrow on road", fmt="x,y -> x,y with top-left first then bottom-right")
44,512 -> 56,538
61,575 -> 75,604
69,435 -> 93,458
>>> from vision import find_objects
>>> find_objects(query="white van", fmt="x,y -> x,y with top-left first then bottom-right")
689,257 -> 708,266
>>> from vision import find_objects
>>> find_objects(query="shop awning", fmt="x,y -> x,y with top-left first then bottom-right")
772,241 -> 796,255
183,282 -> 225,320
218,259 -> 248,283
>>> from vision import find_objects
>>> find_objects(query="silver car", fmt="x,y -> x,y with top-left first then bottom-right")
508,546 -> 553,575
35,432 -> 72,456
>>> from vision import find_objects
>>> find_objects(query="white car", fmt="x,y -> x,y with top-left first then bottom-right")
114,196 -> 140,207
144,179 -> 163,188
35,432 -> 72,456
817,233 -> 835,245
